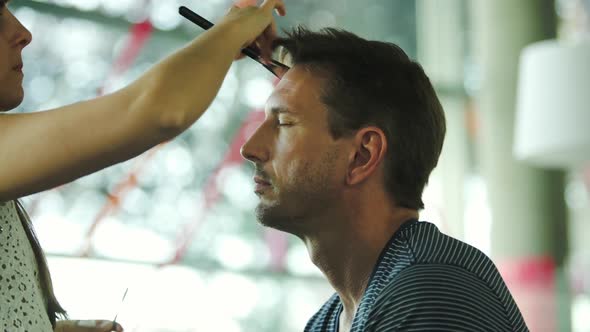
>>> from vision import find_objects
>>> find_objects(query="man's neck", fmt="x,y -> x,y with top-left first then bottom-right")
302,202 -> 418,328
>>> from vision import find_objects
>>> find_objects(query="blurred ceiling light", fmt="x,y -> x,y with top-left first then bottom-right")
242,77 -> 274,108
150,2 -> 182,30
514,39 -> 590,168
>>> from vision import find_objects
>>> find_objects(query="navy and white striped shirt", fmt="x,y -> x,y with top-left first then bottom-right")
304,220 -> 529,332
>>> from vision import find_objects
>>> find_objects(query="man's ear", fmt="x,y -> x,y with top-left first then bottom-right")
346,126 -> 387,186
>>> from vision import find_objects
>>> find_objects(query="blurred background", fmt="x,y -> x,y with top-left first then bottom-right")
7,0 -> 590,331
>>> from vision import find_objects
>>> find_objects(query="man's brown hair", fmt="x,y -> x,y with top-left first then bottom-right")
274,27 -> 446,210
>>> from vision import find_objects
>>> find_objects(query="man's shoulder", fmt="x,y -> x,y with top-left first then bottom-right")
363,222 -> 530,330
366,263 -> 528,331
400,222 -> 514,303
376,263 -> 500,304
402,221 -> 497,278
304,293 -> 340,332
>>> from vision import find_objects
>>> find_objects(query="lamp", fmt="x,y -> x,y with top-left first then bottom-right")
514,39 -> 590,168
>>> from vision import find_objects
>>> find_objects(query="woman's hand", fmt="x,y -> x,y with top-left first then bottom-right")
218,0 -> 286,61
54,320 -> 123,332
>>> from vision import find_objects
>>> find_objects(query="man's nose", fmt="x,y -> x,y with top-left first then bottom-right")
240,126 -> 270,164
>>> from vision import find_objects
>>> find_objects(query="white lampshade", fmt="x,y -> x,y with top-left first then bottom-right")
514,39 -> 590,168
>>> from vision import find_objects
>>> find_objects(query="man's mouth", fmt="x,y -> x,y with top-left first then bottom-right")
254,176 -> 271,185
254,176 -> 272,194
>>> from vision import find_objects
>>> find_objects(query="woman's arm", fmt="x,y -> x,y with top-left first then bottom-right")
0,0 -> 285,201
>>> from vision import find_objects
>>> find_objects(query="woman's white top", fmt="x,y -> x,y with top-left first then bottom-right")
0,200 -> 53,331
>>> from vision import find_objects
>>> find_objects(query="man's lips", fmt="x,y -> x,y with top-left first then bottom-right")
13,63 -> 23,71
254,176 -> 271,193
254,176 -> 271,185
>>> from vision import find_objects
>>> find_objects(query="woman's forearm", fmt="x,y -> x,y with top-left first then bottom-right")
126,22 -> 244,138
0,2 -> 283,201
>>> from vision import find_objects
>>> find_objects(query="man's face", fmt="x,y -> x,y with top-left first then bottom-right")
240,66 -> 350,235
0,5 -> 31,112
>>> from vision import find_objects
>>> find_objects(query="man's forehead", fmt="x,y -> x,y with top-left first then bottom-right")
275,72 -> 310,95
268,67 -> 324,106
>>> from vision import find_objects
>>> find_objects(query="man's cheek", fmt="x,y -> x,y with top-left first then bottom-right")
282,159 -> 301,185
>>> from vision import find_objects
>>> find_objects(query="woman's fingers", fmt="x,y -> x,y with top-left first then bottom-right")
261,0 -> 286,16
234,0 -> 258,8
223,0 -> 285,61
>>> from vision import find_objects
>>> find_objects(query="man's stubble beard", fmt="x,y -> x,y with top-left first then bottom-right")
254,150 -> 340,236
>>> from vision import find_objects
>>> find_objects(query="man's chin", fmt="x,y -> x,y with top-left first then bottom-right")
255,204 -> 303,235
255,203 -> 280,228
